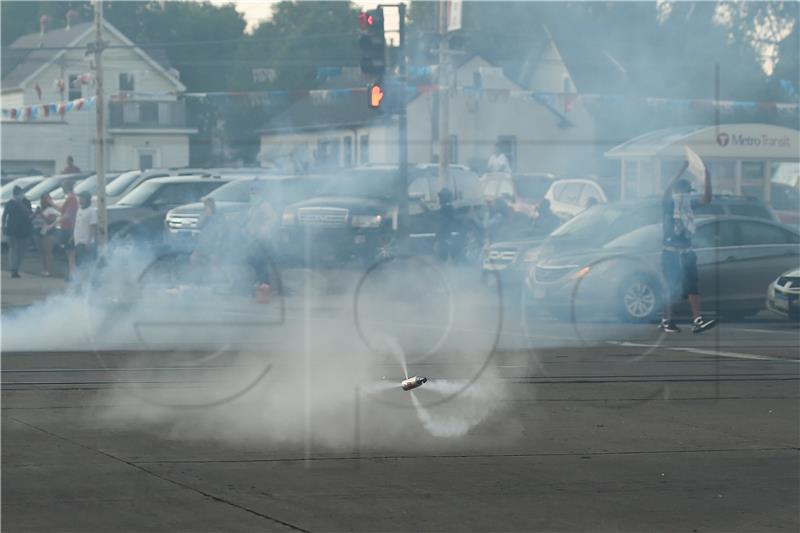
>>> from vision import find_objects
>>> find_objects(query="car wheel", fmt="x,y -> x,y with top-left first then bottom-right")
618,275 -> 661,323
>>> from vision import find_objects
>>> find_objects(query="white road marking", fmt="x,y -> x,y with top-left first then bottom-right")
609,341 -> 800,363
739,328 -> 800,336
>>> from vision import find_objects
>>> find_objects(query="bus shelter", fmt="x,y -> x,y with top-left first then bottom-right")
606,124 -> 799,202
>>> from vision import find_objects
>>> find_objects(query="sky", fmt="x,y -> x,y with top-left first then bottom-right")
211,0 -> 395,33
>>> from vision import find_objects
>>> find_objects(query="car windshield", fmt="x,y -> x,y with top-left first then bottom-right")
208,179 -> 271,203
116,180 -> 161,206
106,171 -> 142,197
1,178 -> 40,202
603,223 -> 661,250
50,174 -> 120,200
25,177 -> 74,201
319,170 -> 397,199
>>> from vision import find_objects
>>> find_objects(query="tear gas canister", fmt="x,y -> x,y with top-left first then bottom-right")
401,376 -> 428,391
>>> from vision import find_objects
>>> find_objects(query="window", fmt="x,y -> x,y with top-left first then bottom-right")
343,137 -> 352,167
150,183 -> 207,207
693,203 -> 725,215
68,74 -> 82,100
496,136 -> 516,171
119,73 -> 135,92
449,135 -> 458,164
138,151 -> 154,171
738,221 -> 799,246
140,102 -> 158,124
548,182 -> 565,201
578,183 -> 604,208
727,204 -> 772,220
453,171 -> 482,201
408,177 -> 431,202
560,183 -> 584,206
708,159 -> 736,195
482,180 -> 499,198
693,221 -> 737,249
359,135 -> 369,164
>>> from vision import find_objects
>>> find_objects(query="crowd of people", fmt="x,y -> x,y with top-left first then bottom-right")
2,179 -> 98,283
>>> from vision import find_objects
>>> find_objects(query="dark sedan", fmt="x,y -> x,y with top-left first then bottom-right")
527,216 -> 800,322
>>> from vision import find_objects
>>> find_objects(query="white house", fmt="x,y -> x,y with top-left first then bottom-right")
1,18 -> 196,175
258,54 -> 596,177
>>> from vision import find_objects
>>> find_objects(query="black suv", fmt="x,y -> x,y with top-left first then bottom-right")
164,175 -> 328,251
280,165 -> 486,265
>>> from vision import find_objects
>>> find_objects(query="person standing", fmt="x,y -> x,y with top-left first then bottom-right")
2,186 -> 33,278
245,198 -> 277,303
191,197 -> 223,272
58,180 -> 79,281
659,160 -> 717,334
62,155 -> 81,174
35,193 -> 60,276
72,191 -> 97,272
487,143 -> 511,173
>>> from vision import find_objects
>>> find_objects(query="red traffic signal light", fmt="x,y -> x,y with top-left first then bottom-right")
369,83 -> 384,109
358,8 -> 385,76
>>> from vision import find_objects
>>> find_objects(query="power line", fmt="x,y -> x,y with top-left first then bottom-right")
7,31 -> 361,52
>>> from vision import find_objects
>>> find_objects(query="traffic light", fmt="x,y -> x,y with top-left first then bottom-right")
368,82 -> 384,109
359,8 -> 385,77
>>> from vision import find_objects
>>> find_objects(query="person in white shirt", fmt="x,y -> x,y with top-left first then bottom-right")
487,143 -> 511,173
73,191 -> 98,270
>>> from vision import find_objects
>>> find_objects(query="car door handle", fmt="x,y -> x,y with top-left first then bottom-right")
725,256 -> 736,262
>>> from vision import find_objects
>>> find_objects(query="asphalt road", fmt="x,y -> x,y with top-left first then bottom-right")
3,283 -> 799,533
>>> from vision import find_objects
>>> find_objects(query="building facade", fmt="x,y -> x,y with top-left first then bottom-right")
259,56 -> 597,177
1,19 -> 195,175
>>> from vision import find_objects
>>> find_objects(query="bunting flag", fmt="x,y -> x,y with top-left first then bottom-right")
1,96 -> 96,121
3,86 -> 797,122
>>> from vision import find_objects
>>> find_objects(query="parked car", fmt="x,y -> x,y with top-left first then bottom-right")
482,194 -> 782,291
1,175 -> 44,200
107,176 -> 230,243
742,184 -> 800,228
164,175 -> 328,251
101,168 -> 212,206
280,165 -> 486,265
545,178 -> 608,219
23,172 -> 94,203
49,172 -> 122,203
1,168 -> 43,185
766,267 -> 800,321
528,216 -> 800,322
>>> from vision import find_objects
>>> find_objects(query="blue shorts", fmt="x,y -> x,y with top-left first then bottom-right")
662,249 -> 698,302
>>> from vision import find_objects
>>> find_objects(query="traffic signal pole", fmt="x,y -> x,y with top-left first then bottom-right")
397,3 -> 408,218
437,0 -> 449,190
94,0 -> 107,252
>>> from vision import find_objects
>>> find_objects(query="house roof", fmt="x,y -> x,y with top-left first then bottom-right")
2,21 -> 174,91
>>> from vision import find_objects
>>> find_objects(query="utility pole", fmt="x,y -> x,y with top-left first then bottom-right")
398,3 -> 408,219
437,0 -> 449,189
93,0 -> 107,252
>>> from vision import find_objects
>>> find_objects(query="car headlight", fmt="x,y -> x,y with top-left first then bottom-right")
571,266 -> 592,280
282,210 -> 295,225
351,215 -> 382,228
